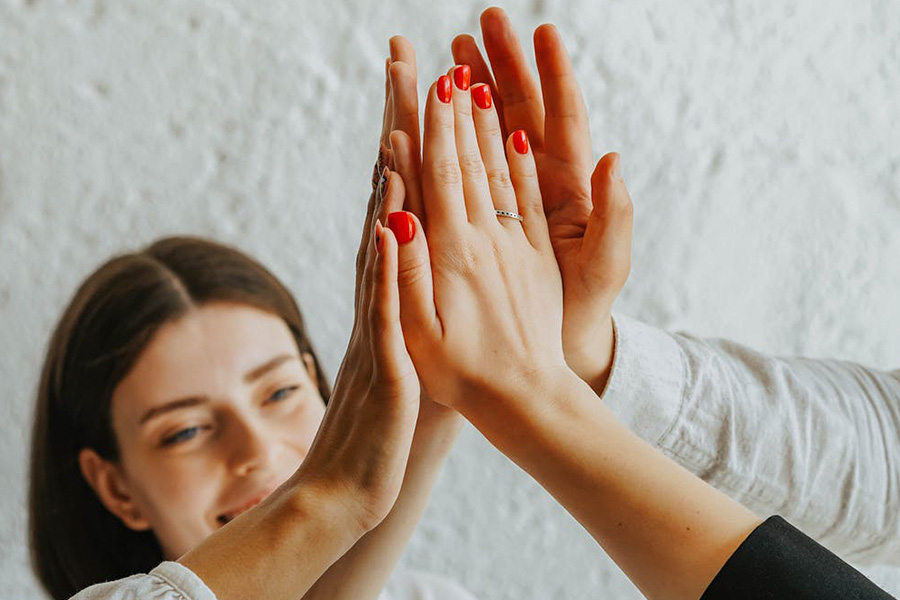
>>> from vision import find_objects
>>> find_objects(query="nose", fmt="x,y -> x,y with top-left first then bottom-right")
225,412 -> 279,477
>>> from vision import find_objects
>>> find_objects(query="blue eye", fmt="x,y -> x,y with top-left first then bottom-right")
162,426 -> 206,447
269,386 -> 299,403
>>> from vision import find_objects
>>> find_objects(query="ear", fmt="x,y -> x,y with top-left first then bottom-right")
78,448 -> 152,532
301,352 -> 320,393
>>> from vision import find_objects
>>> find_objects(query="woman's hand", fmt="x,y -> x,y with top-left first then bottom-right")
387,65 -> 569,416
451,9 -> 633,395
296,171 -> 419,532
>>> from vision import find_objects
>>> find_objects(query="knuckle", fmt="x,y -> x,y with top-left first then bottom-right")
431,158 -> 462,187
458,151 -> 486,178
396,257 -> 430,290
485,167 -> 513,191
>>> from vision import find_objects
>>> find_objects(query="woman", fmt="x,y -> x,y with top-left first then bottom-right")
447,6 -> 900,568
385,58 -> 895,599
28,40 -> 476,599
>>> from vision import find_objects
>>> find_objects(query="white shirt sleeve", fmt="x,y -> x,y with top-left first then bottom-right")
69,562 -> 217,600
602,313 -> 900,566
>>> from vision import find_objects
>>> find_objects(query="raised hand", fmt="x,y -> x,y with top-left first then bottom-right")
452,9 -> 633,394
386,65 -> 568,418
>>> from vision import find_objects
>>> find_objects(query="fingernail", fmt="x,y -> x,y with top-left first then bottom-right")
453,64 -> 471,91
437,75 -> 452,103
374,220 -> 384,254
387,211 -> 416,244
472,84 -> 492,109
512,130 -> 529,155
612,154 -> 624,182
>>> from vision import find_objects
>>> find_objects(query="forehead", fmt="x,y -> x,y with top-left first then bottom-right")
111,302 -> 299,422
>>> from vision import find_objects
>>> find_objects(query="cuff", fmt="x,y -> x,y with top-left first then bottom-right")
150,562 -> 219,600
601,314 -> 686,446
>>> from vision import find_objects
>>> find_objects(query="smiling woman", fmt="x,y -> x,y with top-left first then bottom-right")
77,301 -> 328,559
29,236 -> 334,598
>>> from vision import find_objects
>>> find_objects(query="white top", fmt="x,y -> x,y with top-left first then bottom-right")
69,562 -> 477,600
603,314 -> 900,566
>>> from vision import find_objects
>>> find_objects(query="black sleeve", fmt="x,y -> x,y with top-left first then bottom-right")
700,516 -> 896,600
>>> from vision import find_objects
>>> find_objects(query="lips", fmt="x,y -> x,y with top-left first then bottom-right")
216,486 -> 276,526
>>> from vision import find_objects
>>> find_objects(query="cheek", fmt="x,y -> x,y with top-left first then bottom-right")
132,454 -> 222,525
281,397 -> 327,458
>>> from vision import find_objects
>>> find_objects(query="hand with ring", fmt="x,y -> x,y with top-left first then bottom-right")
452,8 -> 634,395
385,64 -> 568,414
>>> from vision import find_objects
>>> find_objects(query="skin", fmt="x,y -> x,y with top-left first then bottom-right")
448,8 -> 634,395
78,302 -> 325,560
385,62 -> 763,600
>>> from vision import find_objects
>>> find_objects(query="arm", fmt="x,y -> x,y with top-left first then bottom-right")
301,37 -> 466,600
603,313 -> 900,566
389,72 -> 894,600
456,7 -> 900,566
300,407 -> 462,599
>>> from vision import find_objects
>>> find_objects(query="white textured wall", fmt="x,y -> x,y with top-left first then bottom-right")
2,0 -> 899,597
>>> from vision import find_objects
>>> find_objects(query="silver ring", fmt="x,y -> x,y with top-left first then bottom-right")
495,210 -> 524,222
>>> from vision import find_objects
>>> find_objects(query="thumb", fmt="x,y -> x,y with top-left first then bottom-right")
385,211 -> 441,344
583,152 -> 634,287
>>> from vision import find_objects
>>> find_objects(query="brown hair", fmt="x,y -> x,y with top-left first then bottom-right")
29,236 -> 331,600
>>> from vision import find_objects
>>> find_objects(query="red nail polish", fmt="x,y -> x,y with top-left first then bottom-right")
437,76 -> 452,103
387,211 -> 416,244
472,84 -> 492,109
512,130 -> 529,155
453,64 -> 471,91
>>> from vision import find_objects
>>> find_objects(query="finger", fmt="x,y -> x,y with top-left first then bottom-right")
380,57 -> 393,148
369,220 -> 413,381
584,153 -> 633,288
389,35 -> 417,73
422,77 -> 467,232
354,186 -> 379,320
480,7 -> 545,148
364,168 -> 405,304
451,33 -> 507,138
506,130 -> 551,250
358,166 -> 392,324
388,60 -> 420,174
449,64 -> 495,224
385,210 -> 441,344
390,130 -> 424,219
471,83 -> 517,216
534,24 -> 593,204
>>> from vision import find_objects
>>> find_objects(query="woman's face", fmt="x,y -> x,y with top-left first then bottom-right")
80,301 -> 326,560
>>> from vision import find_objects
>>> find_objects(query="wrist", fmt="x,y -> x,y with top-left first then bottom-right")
284,472 -> 374,546
457,365 -> 589,454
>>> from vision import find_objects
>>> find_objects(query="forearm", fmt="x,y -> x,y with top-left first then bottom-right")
302,410 -> 463,600
603,314 -> 900,564
463,371 -> 762,600
179,481 -> 363,600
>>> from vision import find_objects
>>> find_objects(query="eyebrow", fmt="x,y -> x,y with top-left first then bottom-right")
138,353 -> 300,426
